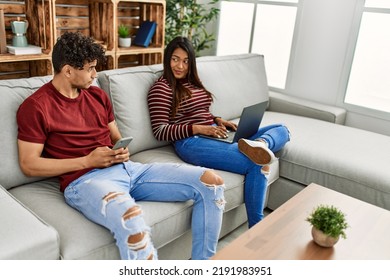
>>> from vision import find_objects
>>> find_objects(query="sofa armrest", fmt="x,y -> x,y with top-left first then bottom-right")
0,185 -> 59,259
268,91 -> 347,124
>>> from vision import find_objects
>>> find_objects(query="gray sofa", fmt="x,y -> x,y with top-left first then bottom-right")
1,54 -> 390,260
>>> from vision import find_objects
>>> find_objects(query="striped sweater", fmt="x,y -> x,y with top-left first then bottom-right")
148,76 -> 216,142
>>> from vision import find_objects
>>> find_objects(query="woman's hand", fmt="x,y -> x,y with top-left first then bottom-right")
215,118 -> 238,131
193,124 -> 229,139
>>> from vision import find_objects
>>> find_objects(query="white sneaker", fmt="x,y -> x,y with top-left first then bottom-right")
238,139 -> 276,166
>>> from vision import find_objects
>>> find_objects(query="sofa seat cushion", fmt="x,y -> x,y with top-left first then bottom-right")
262,111 -> 390,210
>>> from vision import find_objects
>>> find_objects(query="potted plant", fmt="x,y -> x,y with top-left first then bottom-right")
306,204 -> 348,247
118,24 -> 131,48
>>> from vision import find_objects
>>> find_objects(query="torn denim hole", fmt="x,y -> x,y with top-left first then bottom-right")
101,191 -> 130,216
203,183 -> 226,210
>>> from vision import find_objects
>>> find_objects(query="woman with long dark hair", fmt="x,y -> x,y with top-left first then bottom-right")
148,36 -> 290,228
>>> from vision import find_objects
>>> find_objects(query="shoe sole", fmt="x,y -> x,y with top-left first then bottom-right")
238,139 -> 272,165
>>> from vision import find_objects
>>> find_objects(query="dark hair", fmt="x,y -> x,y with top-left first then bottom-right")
52,32 -> 106,73
163,36 -> 213,117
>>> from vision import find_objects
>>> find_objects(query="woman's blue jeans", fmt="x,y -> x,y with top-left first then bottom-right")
64,161 -> 225,260
174,124 -> 290,228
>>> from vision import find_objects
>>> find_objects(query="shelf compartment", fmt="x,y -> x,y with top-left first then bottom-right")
0,59 -> 52,80
117,0 -> 165,58
53,0 -> 115,52
96,53 -> 115,72
0,0 -> 53,54
116,52 -> 162,69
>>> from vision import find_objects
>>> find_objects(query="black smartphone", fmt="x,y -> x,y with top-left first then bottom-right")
112,137 -> 133,150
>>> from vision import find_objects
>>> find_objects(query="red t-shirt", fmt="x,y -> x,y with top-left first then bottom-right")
17,81 -> 115,192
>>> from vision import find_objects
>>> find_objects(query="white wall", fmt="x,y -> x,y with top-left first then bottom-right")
213,0 -> 390,136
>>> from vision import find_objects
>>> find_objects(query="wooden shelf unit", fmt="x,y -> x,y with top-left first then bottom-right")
0,0 -> 54,79
0,0 -> 165,80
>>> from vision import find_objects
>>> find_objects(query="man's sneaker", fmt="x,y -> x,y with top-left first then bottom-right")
238,138 -> 276,166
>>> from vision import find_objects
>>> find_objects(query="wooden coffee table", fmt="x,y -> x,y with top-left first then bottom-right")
212,183 -> 390,259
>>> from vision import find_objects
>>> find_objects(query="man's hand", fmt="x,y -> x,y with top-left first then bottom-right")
86,146 -> 130,168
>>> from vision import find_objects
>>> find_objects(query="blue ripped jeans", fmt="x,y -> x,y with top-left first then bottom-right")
64,161 -> 225,260
174,124 -> 290,228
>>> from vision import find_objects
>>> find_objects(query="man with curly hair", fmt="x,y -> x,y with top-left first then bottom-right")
16,32 -> 225,260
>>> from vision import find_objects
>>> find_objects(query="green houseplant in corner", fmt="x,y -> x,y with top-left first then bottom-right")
165,0 -> 220,55
118,24 -> 131,48
306,204 -> 349,247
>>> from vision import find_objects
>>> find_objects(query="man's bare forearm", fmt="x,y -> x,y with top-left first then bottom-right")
19,156 -> 88,177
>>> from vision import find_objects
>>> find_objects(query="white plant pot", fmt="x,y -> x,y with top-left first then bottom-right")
119,37 -> 131,48
311,226 -> 340,247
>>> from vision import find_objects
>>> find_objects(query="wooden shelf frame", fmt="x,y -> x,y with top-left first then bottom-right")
0,0 -> 165,79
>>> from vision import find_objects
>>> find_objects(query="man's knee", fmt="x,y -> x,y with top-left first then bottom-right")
200,170 -> 224,186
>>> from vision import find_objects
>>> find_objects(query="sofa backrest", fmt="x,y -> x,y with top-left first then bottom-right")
0,76 -> 52,189
196,54 -> 269,120
98,53 -> 269,155
0,54 -> 269,188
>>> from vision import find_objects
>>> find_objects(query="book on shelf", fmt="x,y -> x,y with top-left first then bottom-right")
133,21 -> 157,47
6,45 -> 42,55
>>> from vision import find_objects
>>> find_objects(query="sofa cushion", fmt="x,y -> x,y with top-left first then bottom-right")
0,76 -> 52,189
262,111 -> 390,210
1,185 -> 59,259
196,54 -> 269,120
98,66 -> 169,155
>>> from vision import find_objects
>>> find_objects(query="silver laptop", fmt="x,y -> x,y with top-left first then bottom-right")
200,101 -> 268,143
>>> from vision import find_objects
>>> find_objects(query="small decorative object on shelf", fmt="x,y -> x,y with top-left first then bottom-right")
118,24 -> 131,48
11,17 -> 29,47
0,9 -> 7,54
133,21 -> 156,47
306,204 -> 348,247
